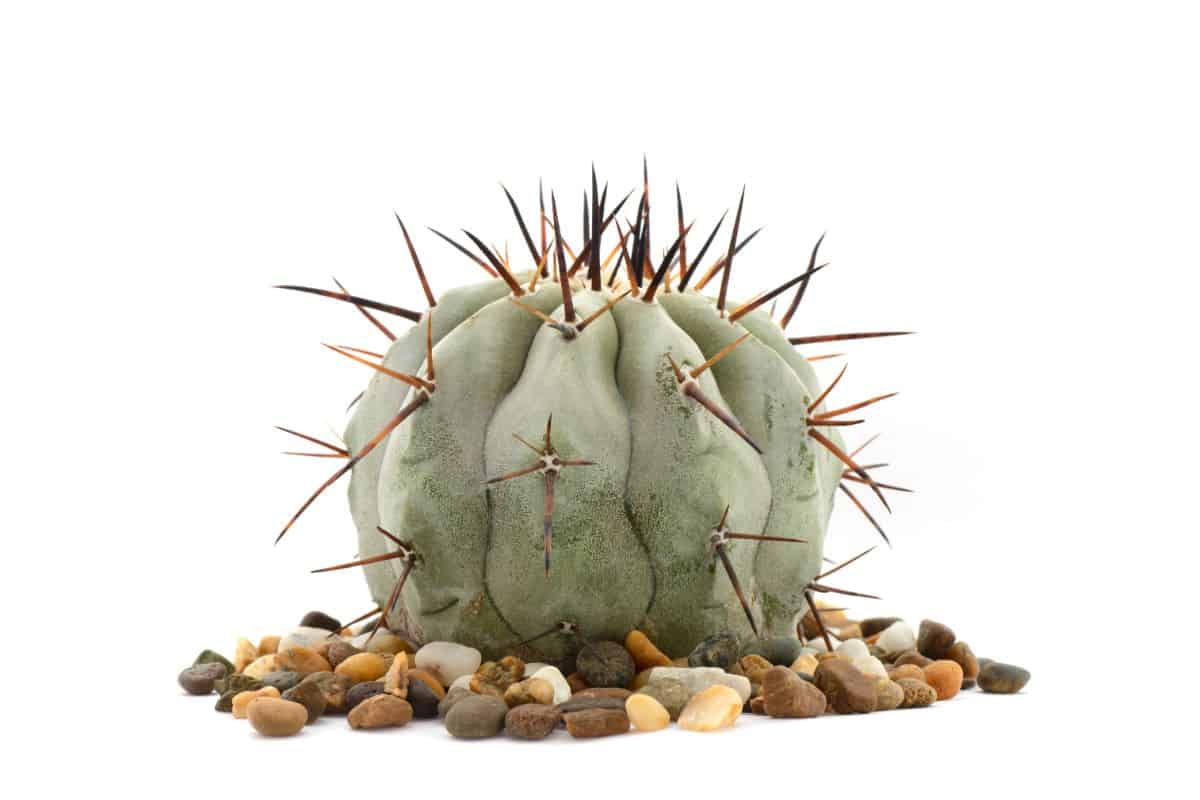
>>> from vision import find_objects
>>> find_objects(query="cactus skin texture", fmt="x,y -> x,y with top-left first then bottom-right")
280,176 -> 906,662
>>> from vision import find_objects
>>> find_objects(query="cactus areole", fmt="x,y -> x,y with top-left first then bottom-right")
276,169 -> 909,662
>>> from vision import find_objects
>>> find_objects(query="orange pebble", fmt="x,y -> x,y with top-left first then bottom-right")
923,659 -> 964,700
624,630 -> 672,670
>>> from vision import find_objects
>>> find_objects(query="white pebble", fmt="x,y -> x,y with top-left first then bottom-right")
530,666 -> 571,704
414,641 -> 482,686
522,662 -> 550,678
278,626 -> 337,652
876,621 -> 916,654
853,656 -> 888,679
449,674 -> 473,692
646,667 -> 752,703
835,638 -> 870,660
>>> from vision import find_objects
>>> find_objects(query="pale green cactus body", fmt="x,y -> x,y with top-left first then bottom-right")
341,272 -> 846,660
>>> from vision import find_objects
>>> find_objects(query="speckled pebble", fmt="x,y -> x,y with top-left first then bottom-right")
505,703 -> 560,740
896,677 -> 937,708
576,641 -> 636,688
688,634 -> 741,670
874,679 -> 905,711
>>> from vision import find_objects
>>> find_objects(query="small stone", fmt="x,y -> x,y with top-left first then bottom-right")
414,641 -> 482,687
529,666 -> 571,704
625,693 -> 670,731
834,638 -> 870,661
438,686 -> 473,719
256,635 -> 280,656
344,681 -> 386,713
234,638 -> 258,673
895,677 -> 937,708
923,660 -> 964,700
522,662 -> 550,677
470,655 -> 525,697
761,666 -> 827,718
977,662 -> 1031,694
749,695 -> 767,714
886,664 -> 926,683
566,672 -> 588,693
977,657 -> 995,672
814,659 -> 877,714
947,641 -> 980,680
556,695 -> 627,714
178,662 -> 226,695
893,650 -> 933,668
737,655 -> 773,686
637,678 -> 690,721
444,695 -> 508,739
247,697 -> 308,736
349,631 -> 412,655
214,673 -> 263,696
742,637 -> 805,666
299,610 -> 342,632
505,703 -> 560,740
449,674 -> 473,692
504,677 -> 555,708
277,646 -> 333,675
961,677 -> 977,690
232,686 -> 280,718
646,666 -> 751,703
406,668 -> 445,699
678,685 -> 743,732
624,630 -> 672,670
874,679 -> 905,711
790,653 -> 820,675
407,677 -> 441,718
281,678 -> 328,723
577,640 -> 636,688
277,627 -> 336,653
335,652 -> 388,684
917,619 -> 956,659
687,633 -> 740,670
348,693 -> 413,729
193,649 -> 235,675
574,687 -> 632,700
859,617 -> 902,637
325,640 -> 363,669
565,708 -> 630,738
631,668 -> 654,691
242,654 -> 280,679
852,656 -> 888,679
383,652 -> 409,697
261,670 -> 303,693
296,672 -> 352,711
876,621 -> 917,655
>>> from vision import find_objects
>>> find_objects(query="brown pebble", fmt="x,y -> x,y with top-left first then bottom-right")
257,635 -> 281,657
859,617 -> 902,637
917,619 -> 956,660
566,672 -> 588,693
977,662 -> 1031,694
923,660 -> 964,700
573,687 -> 632,701
471,656 -> 525,697
247,697 -> 308,736
946,641 -> 979,680
277,646 -> 333,675
893,650 -> 933,668
295,671 -> 352,711
282,679 -> 327,723
874,679 -> 905,711
504,677 -> 554,708
348,693 -> 413,729
325,640 -> 363,669
505,703 -> 561,740
895,678 -> 937,708
762,666 -> 827,718
814,658 -> 876,714
564,708 -> 630,738
887,664 -> 927,682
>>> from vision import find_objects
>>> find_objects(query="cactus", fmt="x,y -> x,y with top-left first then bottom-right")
275,168 -> 909,661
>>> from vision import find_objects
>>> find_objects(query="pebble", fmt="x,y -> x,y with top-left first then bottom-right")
444,695 -> 508,739
917,619 -> 956,659
961,677 -> 977,691
852,656 -> 888,679
348,693 -> 413,729
886,664 -> 926,683
646,667 -> 752,703
281,678 -> 328,723
504,677 -> 555,708
742,637 -> 805,666
438,686 -> 474,719
449,675 -> 472,692
242,655 -> 280,679
737,655 -> 773,685
408,677 -> 441,718
383,652 -> 408,697
232,686 -> 280,718
893,650 -> 933,668
815,658 -> 877,714
415,641 -> 482,687
215,673 -> 263,696
625,693 -> 670,731
565,708 -> 630,738
947,641 -> 980,680
859,617 -> 902,637
834,638 -> 870,661
193,649 -> 235,675
566,672 -> 588,693
876,621 -> 917,654
335,652 -> 388,684
761,666 -> 827,718
790,653 -> 820,675
529,666 -> 571,704
874,679 -> 905,711
178,662 -> 226,695
247,697 -> 308,737
895,677 -> 937,708
234,638 -> 258,672
277,646 -> 333,675
687,633 -> 740,670
277,627 -> 337,653
556,695 -> 628,714
350,631 -> 412,655
637,678 -> 690,721
299,610 -> 342,632
471,656 -> 525,697
977,662 -> 1030,694
407,668 -> 445,699
295,672 -> 352,711
625,630 -> 672,670
256,635 -> 280,656
577,641 -> 636,688
522,662 -> 550,677
345,681 -> 386,713
260,670 -> 302,693
923,660 -> 964,700
505,703 -> 560,740
325,641 -> 363,669
677,685 -> 743,732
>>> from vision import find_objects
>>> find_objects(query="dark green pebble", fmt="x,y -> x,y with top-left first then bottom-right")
742,637 -> 805,666
576,641 -> 635,688
261,671 -> 302,693
688,634 -> 740,670
215,674 -> 263,696
193,649 -> 235,675
282,679 -> 327,723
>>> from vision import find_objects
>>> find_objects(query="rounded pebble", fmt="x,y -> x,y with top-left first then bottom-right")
678,685 -> 743,732
179,662 -> 226,695
625,693 -> 670,731
505,703 -> 560,740
876,621 -> 917,654
529,666 -> 571,704
923,660 -> 964,700
577,641 -> 636,688
299,610 -> 342,632
504,677 -> 555,708
624,630 -> 672,670
277,627 -> 336,653
917,619 -> 956,659
277,646 -> 333,675
231,686 -> 280,718
834,638 -> 870,661
895,677 -> 937,708
637,678 -> 690,721
247,697 -> 308,737
415,641 -> 482,687
815,658 -> 877,714
281,678 -> 327,723
688,634 -> 741,670
947,641 -> 980,680
761,666 -> 827,718
444,695 -> 508,739
977,662 -> 1030,694
335,652 -> 388,684
348,693 -> 413,729
742,637 -> 805,666
407,677 -> 441,718
438,686 -> 473,719
344,681 -> 386,713
646,667 -> 751,703
565,708 -> 630,738
852,655 -> 888,679
874,679 -> 905,711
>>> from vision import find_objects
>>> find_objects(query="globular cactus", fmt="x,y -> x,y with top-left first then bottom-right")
276,168 -> 908,661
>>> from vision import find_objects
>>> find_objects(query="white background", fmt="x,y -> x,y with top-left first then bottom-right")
3,1 -> 1194,796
